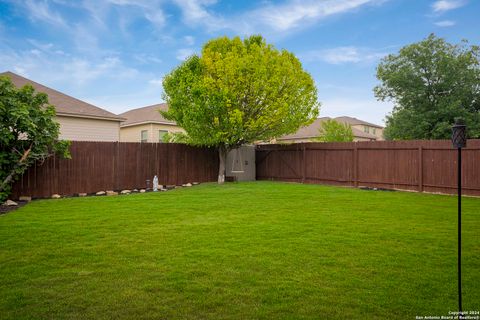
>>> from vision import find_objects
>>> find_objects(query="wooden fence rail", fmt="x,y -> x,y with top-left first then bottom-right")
11,141 -> 219,199
256,139 -> 480,196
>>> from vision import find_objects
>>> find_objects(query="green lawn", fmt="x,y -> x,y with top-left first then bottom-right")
0,182 -> 479,319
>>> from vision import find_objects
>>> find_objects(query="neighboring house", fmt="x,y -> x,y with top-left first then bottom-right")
2,71 -> 124,141
119,103 -> 184,142
277,116 -> 384,143
334,116 -> 384,141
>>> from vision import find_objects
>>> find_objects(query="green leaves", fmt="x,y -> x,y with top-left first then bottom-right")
0,76 -> 70,201
316,119 -> 354,142
162,35 -> 320,150
374,34 -> 480,140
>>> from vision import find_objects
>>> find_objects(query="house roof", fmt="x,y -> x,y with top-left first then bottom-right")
1,71 -> 124,122
334,116 -> 384,129
278,116 -> 379,141
279,117 -> 332,140
119,103 -> 177,127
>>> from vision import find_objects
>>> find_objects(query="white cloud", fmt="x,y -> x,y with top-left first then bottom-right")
0,45 -> 139,86
173,0 -> 227,31
434,20 -> 456,27
171,0 -> 386,35
302,46 -> 386,64
133,53 -> 162,64
22,0 -> 67,27
431,0 -> 466,13
27,39 -> 54,51
0,45 -> 163,113
145,10 -> 166,27
62,57 -> 139,84
149,78 -> 163,86
250,0 -> 380,32
184,35 -> 195,46
176,48 -> 195,61
320,97 -> 392,125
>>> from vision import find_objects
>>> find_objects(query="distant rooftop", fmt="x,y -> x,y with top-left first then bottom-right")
279,116 -> 382,141
334,116 -> 384,129
119,103 -> 176,127
1,71 -> 124,122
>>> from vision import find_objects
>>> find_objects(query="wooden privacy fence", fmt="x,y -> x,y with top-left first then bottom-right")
11,141 -> 219,199
256,139 -> 480,196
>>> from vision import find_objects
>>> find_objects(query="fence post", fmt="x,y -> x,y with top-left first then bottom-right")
418,146 -> 423,192
353,144 -> 358,187
302,144 -> 306,183
114,141 -> 119,191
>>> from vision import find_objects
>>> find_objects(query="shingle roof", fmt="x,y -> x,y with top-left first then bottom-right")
279,117 -> 332,140
1,71 -> 124,121
119,103 -> 177,127
334,116 -> 384,129
278,116 -> 379,141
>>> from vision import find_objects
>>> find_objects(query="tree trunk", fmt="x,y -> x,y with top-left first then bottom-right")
0,145 -> 32,195
0,170 -> 17,194
218,146 -> 227,184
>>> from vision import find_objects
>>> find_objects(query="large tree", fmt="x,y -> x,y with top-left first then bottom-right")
0,76 -> 70,201
162,35 -> 319,183
374,34 -> 480,140
316,119 -> 354,142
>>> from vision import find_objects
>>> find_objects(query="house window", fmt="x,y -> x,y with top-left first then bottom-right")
364,126 -> 369,133
141,130 -> 148,143
158,130 -> 168,142
372,128 -> 376,135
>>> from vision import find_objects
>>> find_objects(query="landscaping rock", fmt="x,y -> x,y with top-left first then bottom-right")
120,190 -> 131,195
192,182 -> 200,185
3,200 -> 18,206
96,191 -> 106,196
132,189 -> 139,193
19,196 -> 32,202
78,193 -> 87,197
165,185 -> 175,190
185,183 -> 193,187
51,194 -> 61,199
160,188 -> 167,192
106,190 -> 118,196
139,189 -> 146,193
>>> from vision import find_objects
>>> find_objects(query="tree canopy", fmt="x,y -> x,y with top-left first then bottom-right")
374,34 -> 480,140
316,119 -> 354,142
0,76 -> 70,201
162,35 -> 319,182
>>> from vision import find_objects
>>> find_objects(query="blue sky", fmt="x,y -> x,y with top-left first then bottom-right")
0,0 -> 479,124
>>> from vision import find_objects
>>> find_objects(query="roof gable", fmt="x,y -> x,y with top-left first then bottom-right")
119,103 -> 177,127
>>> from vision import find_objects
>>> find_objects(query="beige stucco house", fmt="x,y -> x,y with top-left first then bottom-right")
119,103 -> 184,142
2,71 -> 124,141
277,116 -> 384,143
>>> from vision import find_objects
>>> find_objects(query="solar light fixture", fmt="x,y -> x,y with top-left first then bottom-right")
451,118 -> 466,313
452,119 -> 467,148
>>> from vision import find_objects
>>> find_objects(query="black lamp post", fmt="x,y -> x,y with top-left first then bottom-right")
451,118 -> 466,313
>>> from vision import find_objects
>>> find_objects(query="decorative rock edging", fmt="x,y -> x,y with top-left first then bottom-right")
5,182 -> 203,203
3,200 -> 18,206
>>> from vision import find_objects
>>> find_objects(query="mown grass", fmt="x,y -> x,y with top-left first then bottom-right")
0,182 -> 479,319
